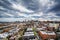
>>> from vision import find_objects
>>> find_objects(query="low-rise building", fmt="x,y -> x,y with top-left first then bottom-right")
0,32 -> 8,40
23,32 -> 36,40
38,31 -> 56,40
26,28 -> 33,32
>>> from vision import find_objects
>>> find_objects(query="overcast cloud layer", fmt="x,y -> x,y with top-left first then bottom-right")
0,0 -> 60,22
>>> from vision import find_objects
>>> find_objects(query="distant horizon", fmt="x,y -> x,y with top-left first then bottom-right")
0,18 -> 60,22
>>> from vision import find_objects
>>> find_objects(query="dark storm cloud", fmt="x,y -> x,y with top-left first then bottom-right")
55,12 -> 60,16
0,0 -> 12,5
49,0 -> 60,12
0,0 -> 40,20
50,4 -> 60,12
0,0 -> 21,11
0,0 -> 12,10
48,0 -> 60,17
56,13 -> 60,16
0,9 -> 7,12
22,0 -> 40,11
0,0 -> 60,21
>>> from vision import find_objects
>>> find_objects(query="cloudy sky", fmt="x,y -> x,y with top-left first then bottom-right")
0,0 -> 60,22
